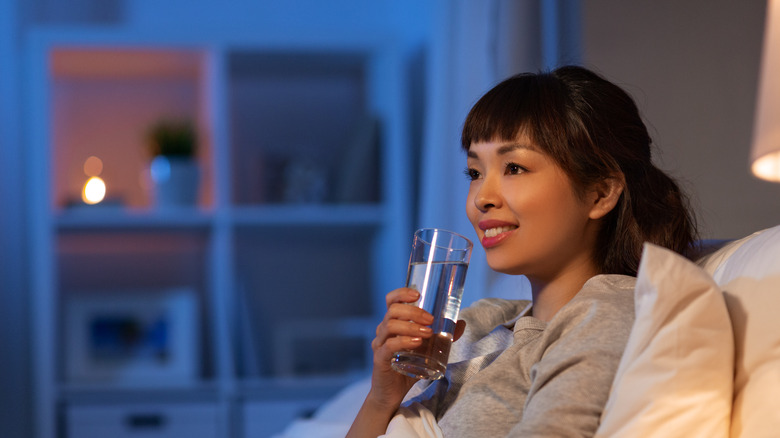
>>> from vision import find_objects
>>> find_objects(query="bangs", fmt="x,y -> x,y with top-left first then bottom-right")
460,72 -> 568,153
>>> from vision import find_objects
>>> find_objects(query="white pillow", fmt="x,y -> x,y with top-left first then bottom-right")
697,230 -> 765,276
595,243 -> 734,438
708,225 -> 780,438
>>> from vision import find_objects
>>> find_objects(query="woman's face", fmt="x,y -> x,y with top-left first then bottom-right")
465,135 -> 599,282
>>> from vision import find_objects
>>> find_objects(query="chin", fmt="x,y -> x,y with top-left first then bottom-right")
485,258 -> 525,276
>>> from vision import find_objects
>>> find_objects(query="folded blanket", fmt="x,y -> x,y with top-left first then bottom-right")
381,402 -> 444,438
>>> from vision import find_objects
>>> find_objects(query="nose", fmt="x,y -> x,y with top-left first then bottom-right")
473,174 -> 502,212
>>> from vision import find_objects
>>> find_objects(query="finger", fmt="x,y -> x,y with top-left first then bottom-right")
385,318 -> 433,339
386,302 -> 434,325
373,334 -> 423,359
453,319 -> 467,342
385,287 -> 421,309
374,306 -> 432,342
374,312 -> 433,347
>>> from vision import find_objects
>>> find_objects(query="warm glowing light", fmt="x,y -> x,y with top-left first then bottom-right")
752,151 -> 780,182
751,0 -> 780,183
82,176 -> 106,204
83,155 -> 103,176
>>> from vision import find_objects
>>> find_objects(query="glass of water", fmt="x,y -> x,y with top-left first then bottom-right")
390,228 -> 473,380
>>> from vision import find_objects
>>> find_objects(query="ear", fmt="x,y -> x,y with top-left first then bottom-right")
588,175 -> 624,220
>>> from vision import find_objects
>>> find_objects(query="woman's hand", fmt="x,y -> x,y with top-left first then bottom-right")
347,287 -> 433,438
367,287 -> 434,408
347,288 -> 469,437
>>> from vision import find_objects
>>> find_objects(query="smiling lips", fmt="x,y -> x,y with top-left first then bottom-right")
479,221 -> 518,248
484,225 -> 516,238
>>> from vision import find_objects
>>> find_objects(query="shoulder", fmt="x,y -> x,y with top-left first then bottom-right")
546,274 -> 636,348
572,274 -> 635,310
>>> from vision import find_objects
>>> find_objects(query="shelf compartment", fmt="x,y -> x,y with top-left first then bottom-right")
233,226 -> 376,379
50,47 -> 214,211
227,50 -> 380,205
270,316 -> 374,377
56,230 -> 214,385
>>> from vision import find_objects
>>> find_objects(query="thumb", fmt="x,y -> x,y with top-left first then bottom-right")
453,320 -> 467,342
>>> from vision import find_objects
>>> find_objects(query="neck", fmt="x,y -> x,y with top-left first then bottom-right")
528,259 -> 599,322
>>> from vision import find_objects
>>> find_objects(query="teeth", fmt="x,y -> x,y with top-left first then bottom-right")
484,226 -> 515,238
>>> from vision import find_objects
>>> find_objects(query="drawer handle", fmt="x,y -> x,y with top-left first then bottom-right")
126,413 -> 166,429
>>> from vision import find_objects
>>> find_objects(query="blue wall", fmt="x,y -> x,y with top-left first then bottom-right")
0,0 -> 31,436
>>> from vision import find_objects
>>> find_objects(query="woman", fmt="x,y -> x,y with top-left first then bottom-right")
348,65 -> 697,437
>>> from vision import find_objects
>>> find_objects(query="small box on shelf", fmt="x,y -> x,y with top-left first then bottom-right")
271,317 -> 375,377
64,288 -> 200,387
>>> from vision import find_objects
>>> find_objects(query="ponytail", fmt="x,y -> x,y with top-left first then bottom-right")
601,164 -> 697,276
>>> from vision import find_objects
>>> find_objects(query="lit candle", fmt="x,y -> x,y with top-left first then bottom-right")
82,176 -> 106,204
81,156 -> 106,205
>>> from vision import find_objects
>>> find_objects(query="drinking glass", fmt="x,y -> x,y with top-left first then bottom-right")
390,228 -> 472,380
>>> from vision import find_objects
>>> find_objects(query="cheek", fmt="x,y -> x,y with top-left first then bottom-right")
543,190 -> 591,233
465,194 -> 477,223
465,187 -> 480,227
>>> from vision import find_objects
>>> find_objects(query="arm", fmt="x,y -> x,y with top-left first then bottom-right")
346,288 -> 434,438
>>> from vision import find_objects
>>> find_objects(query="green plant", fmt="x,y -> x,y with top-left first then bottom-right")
147,119 -> 197,158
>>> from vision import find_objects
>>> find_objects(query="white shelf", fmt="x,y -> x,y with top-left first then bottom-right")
27,18 -> 415,438
56,208 -> 214,230
60,381 -> 223,404
231,204 -> 386,226
55,204 -> 387,229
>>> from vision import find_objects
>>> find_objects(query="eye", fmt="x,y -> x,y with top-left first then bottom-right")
505,162 -> 526,175
464,167 -> 481,181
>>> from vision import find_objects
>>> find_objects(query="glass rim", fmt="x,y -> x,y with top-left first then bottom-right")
414,228 -> 473,251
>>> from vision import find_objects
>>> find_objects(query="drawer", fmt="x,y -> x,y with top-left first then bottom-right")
66,402 -> 221,438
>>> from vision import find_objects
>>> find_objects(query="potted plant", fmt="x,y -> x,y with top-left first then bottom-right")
147,119 -> 200,208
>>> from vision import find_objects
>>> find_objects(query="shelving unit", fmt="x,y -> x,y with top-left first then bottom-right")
28,26 -> 415,438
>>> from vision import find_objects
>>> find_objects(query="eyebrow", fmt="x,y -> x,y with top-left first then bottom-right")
466,142 -> 538,158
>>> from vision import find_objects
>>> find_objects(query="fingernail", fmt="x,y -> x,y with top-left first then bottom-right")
419,326 -> 432,333
410,337 -> 422,343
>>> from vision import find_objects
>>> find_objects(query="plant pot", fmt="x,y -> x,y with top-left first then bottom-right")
150,155 -> 200,208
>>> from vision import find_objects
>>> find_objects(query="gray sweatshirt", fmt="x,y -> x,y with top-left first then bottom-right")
403,274 -> 636,437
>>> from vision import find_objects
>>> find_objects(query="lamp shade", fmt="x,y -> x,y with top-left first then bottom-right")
752,0 -> 780,182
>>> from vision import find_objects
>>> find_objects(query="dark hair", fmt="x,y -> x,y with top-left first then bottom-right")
461,65 -> 697,276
